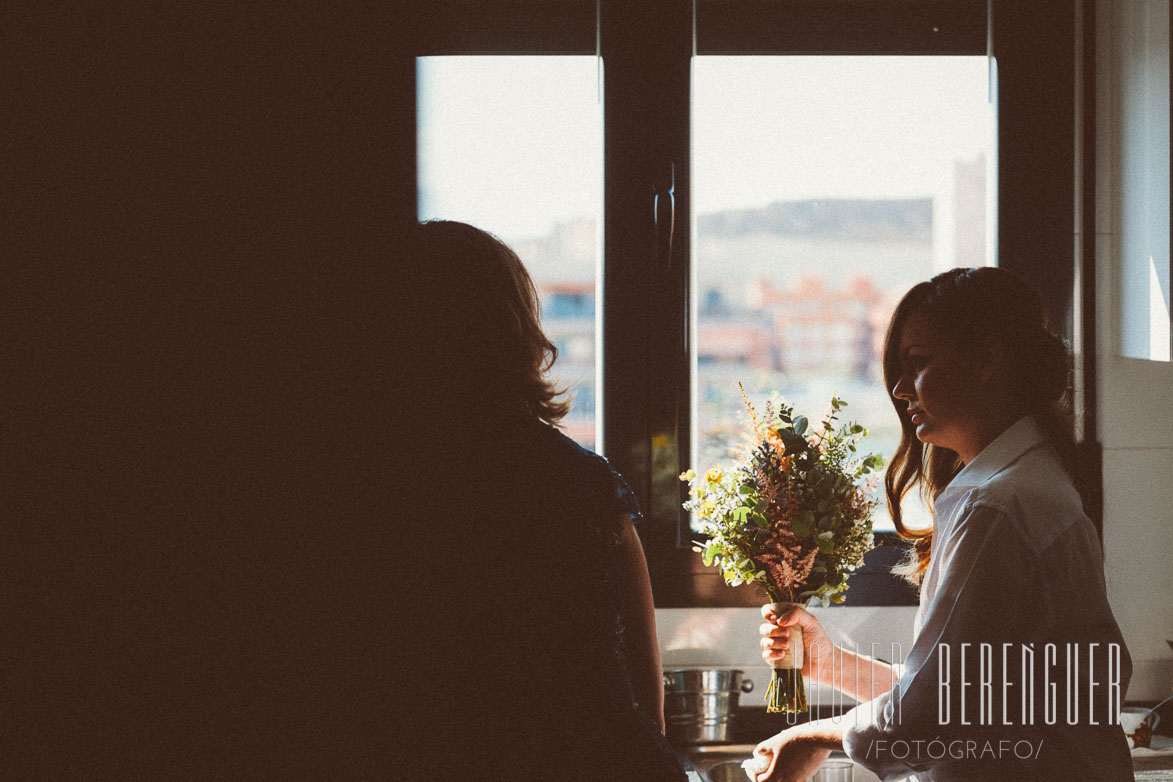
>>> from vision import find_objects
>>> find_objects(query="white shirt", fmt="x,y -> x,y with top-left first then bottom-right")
840,417 -> 1134,781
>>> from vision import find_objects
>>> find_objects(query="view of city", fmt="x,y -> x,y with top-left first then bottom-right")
516,178 -> 986,531
418,55 -> 996,532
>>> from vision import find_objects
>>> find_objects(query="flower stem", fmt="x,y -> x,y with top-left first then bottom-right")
766,668 -> 808,714
764,590 -> 808,713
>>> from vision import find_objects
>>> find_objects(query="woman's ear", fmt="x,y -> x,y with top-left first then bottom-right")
973,340 -> 1003,383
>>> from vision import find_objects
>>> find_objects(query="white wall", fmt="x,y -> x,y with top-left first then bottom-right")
1095,0 -> 1173,702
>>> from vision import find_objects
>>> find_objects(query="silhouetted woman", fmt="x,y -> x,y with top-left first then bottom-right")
752,267 -> 1132,781
400,220 -> 686,782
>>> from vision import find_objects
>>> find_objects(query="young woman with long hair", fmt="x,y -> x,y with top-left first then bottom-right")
750,267 -> 1132,781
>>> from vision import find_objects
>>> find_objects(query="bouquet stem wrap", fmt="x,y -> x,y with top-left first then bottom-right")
765,601 -> 807,714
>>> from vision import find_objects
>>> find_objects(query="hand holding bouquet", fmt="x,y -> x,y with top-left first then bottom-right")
681,385 -> 881,713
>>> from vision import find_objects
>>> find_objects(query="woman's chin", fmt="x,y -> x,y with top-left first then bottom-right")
908,418 -> 942,447
915,429 -> 957,454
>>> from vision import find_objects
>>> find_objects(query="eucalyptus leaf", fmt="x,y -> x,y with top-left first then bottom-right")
793,415 -> 808,435
780,428 -> 808,455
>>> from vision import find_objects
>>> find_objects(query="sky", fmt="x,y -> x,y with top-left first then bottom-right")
417,55 -> 995,242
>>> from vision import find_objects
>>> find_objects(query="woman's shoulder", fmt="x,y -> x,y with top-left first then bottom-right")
965,446 -> 1088,553
528,420 -> 615,475
523,421 -> 643,522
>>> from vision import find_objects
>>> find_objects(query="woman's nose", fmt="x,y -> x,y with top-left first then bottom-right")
892,375 -> 913,401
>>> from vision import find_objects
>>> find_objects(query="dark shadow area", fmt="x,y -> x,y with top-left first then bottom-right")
7,6 -> 419,777
838,533 -> 920,607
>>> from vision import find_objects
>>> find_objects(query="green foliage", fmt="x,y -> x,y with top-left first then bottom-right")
682,389 -> 883,606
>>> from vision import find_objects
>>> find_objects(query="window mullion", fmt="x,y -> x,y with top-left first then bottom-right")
601,0 -> 694,606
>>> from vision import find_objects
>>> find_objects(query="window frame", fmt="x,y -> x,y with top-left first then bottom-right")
405,0 -> 1084,608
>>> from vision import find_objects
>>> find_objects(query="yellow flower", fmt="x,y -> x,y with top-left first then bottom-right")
706,468 -> 723,483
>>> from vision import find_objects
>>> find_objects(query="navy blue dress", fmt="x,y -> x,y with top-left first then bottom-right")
403,414 -> 687,781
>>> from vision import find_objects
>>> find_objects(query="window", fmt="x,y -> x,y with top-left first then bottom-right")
417,55 -> 603,451
407,0 -> 1079,607
1114,0 -> 1171,362
692,56 -> 996,533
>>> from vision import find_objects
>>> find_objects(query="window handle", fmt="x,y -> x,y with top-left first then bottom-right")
653,161 -> 676,270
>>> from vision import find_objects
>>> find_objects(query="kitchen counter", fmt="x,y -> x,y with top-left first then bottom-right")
1135,736 -> 1173,776
684,740 -> 1173,780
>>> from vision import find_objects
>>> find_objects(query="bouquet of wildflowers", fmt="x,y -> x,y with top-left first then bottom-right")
681,385 -> 882,713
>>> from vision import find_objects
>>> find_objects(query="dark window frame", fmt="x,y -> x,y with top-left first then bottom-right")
404,0 -> 1085,608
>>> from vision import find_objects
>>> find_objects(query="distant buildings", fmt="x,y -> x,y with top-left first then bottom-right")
540,281 -> 597,448
522,192 -> 984,456
538,268 -> 907,455
707,275 -> 884,382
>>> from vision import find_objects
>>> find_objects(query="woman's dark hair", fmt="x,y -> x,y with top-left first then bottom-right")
881,267 -> 1075,583
408,219 -> 570,425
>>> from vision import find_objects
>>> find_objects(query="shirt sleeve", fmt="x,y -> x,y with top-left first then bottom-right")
840,500 -> 1024,779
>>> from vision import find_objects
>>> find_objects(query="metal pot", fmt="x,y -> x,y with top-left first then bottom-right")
663,667 -> 755,744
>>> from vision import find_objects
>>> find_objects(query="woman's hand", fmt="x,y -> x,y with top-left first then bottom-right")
760,602 -> 836,685
748,727 -> 833,782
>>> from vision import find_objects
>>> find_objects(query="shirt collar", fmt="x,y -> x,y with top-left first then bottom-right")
949,415 -> 1045,488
